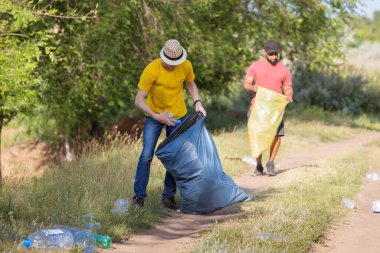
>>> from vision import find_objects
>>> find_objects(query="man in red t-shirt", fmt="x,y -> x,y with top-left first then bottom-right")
243,40 -> 293,176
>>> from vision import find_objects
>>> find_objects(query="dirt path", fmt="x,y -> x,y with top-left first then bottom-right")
103,132 -> 380,253
310,175 -> 380,253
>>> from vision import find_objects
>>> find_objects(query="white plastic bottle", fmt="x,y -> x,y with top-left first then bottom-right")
111,198 -> 129,215
23,229 -> 74,250
341,198 -> 356,209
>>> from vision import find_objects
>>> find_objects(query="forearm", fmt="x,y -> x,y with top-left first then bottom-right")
283,85 -> 293,102
185,80 -> 201,102
134,90 -> 157,118
186,80 -> 207,115
243,76 -> 257,93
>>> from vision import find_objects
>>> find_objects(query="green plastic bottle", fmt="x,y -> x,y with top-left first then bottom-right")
89,233 -> 112,249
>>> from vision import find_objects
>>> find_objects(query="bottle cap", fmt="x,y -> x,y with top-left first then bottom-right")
23,239 -> 31,249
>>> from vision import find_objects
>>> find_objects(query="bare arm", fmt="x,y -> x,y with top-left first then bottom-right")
185,80 -> 207,116
283,85 -> 293,103
134,89 -> 174,126
243,75 -> 258,93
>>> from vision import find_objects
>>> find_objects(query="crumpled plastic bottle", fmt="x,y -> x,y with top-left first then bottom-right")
23,228 -> 74,251
241,156 -> 257,167
257,233 -> 289,242
372,200 -> 380,213
111,198 -> 129,215
341,198 -> 356,209
82,213 -> 101,231
366,172 -> 380,181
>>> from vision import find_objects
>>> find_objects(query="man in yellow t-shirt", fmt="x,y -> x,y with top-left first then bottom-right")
133,39 -> 206,210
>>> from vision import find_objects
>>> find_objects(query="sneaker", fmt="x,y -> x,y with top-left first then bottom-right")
252,163 -> 266,176
266,161 -> 276,176
162,197 -> 178,210
133,196 -> 145,208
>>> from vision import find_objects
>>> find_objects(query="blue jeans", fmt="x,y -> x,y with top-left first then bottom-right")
134,116 -> 184,200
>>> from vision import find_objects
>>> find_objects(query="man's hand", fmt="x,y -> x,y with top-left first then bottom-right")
195,102 -> 207,116
153,111 -> 175,126
286,96 -> 293,103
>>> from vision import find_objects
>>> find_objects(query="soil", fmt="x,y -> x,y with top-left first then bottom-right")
310,178 -> 380,253
100,132 -> 380,253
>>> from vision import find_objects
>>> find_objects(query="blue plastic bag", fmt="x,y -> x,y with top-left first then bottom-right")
156,112 -> 250,214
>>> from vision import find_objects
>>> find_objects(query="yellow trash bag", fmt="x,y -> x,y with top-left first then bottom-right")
247,86 -> 288,158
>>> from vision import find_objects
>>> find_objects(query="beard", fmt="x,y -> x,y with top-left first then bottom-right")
266,56 -> 279,66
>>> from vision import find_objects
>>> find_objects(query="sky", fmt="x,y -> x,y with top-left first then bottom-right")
359,0 -> 380,18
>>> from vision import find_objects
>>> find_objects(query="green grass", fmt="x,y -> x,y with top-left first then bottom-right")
0,108 -> 378,252
191,149 -> 374,253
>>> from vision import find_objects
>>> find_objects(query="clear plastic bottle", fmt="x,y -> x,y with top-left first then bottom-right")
241,156 -> 257,167
341,198 -> 356,209
366,172 -> 380,181
372,200 -> 380,213
53,225 -> 111,250
111,198 -> 129,215
53,225 -> 96,253
23,228 -> 74,250
257,233 -> 289,242
82,213 -> 101,231
167,111 -> 181,125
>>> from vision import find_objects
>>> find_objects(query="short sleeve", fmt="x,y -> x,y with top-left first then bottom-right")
245,62 -> 256,80
185,60 -> 195,81
283,68 -> 292,86
138,63 -> 156,92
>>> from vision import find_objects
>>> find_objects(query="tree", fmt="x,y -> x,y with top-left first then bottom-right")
0,0 -> 55,186
30,0 -> 362,148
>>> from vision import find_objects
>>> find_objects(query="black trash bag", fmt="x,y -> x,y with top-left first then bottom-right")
156,112 -> 250,214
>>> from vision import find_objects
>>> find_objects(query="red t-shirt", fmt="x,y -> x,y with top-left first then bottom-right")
245,58 -> 292,109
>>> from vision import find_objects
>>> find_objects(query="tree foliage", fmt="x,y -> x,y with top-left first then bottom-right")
0,0 -> 54,125
352,11 -> 380,44
15,0 -> 363,144
0,0 -> 60,185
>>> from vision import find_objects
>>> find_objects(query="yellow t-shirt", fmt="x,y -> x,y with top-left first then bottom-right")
138,58 -> 195,118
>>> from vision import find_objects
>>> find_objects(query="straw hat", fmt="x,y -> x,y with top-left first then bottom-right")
160,39 -> 187,65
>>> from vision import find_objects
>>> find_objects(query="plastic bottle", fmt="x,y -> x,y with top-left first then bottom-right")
341,198 -> 356,209
111,198 -> 129,215
53,225 -> 96,253
241,156 -> 257,167
91,233 -> 112,249
23,228 -> 74,250
82,213 -> 101,231
366,172 -> 380,181
54,225 -> 111,250
372,200 -> 380,213
257,233 -> 289,242
167,112 -> 181,125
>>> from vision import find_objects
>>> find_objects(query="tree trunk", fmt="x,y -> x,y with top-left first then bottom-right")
0,110 -> 3,188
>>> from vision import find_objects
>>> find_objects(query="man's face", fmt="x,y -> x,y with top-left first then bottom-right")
265,51 -> 279,65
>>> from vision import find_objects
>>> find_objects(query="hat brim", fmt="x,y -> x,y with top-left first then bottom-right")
160,48 -> 187,65
265,49 -> 280,53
